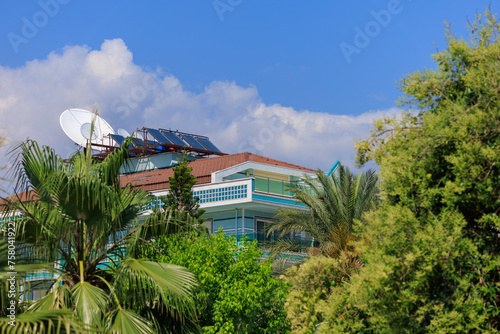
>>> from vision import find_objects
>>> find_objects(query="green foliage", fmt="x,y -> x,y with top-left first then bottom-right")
284,254 -> 362,334
0,138 -> 200,333
0,239 -> 51,318
0,310 -> 89,333
162,155 -> 205,221
355,11 -> 500,228
316,207 -> 499,333
144,229 -> 291,333
265,165 -> 378,258
312,10 -> 500,333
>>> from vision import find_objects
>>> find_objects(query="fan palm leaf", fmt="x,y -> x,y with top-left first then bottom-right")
71,281 -> 108,328
105,308 -> 154,334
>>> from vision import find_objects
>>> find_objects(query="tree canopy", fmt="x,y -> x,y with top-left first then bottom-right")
308,10 -> 500,333
162,155 -> 205,221
143,230 -> 290,333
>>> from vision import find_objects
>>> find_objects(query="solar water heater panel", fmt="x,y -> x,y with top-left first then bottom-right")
196,137 -> 222,153
160,130 -> 187,146
146,128 -> 173,144
110,134 -> 133,149
181,134 -> 206,150
132,138 -> 145,147
110,134 -> 125,145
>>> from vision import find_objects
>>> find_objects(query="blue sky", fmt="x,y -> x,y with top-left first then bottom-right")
0,1 -> 497,186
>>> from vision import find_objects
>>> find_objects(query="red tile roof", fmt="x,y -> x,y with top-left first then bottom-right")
120,152 -> 316,192
0,190 -> 36,207
1,153 -> 316,202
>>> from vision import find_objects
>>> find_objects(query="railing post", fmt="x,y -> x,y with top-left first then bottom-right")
234,208 -> 238,241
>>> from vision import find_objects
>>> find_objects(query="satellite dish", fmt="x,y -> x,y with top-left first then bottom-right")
60,108 -> 115,151
132,131 -> 143,140
117,128 -> 130,138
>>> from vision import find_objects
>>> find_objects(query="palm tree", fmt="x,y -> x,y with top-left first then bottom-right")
266,165 -> 378,258
0,138 -> 201,333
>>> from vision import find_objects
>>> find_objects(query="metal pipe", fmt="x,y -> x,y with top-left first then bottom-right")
235,208 -> 238,241
242,208 -> 245,238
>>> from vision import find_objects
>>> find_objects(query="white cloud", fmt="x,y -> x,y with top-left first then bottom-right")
0,38 -> 397,193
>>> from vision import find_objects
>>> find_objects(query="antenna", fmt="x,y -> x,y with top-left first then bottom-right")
60,108 -> 115,151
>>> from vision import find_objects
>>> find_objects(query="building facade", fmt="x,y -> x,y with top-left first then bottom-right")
120,151 -> 317,242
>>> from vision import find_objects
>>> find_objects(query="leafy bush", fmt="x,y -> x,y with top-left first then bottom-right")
284,254 -> 362,334
144,230 -> 291,333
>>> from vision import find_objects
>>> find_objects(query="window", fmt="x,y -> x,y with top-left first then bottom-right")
256,218 -> 310,245
256,218 -> 297,242
256,219 -> 278,242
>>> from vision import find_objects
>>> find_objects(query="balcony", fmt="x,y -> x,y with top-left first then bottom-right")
139,177 -> 307,212
253,177 -> 295,197
139,178 -> 253,212
193,179 -> 251,206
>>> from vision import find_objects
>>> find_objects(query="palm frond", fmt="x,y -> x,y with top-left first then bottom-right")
9,140 -> 66,196
71,281 -> 108,328
266,165 -> 378,259
0,240 -> 55,317
105,308 -> 154,334
261,238 -> 310,257
3,137 -> 200,330
28,284 -> 73,312
0,310 -> 88,333
95,137 -> 134,187
115,259 -> 197,321
0,240 -> 52,281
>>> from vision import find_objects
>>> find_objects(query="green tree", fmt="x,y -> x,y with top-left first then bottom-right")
313,10 -> 500,333
144,229 -> 290,333
284,254 -> 360,334
266,165 -> 378,258
0,138 -> 200,333
163,155 -> 205,221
